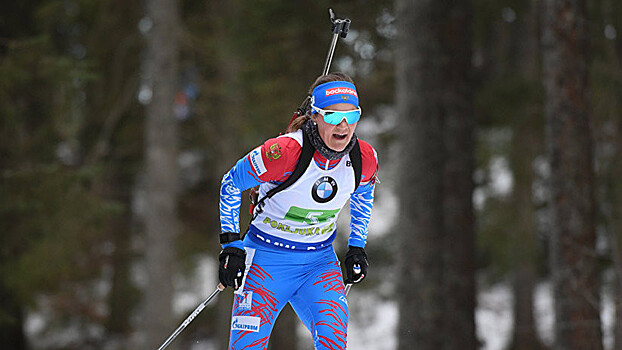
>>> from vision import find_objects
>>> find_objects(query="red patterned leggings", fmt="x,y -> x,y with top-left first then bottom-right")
228,243 -> 348,350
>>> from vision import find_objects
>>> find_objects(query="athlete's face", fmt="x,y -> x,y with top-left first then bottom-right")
312,103 -> 358,152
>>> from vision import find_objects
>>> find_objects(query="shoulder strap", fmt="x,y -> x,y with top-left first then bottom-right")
251,133 -> 362,222
266,130 -> 315,199
252,130 -> 314,218
349,139 -> 362,192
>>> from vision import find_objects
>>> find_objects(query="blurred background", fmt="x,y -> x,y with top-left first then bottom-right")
1,0 -> 621,349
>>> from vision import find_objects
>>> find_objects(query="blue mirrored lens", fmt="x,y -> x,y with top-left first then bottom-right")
322,110 -> 361,125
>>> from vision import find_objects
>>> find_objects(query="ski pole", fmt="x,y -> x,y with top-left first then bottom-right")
344,264 -> 361,296
322,8 -> 351,76
345,283 -> 353,296
156,283 -> 225,350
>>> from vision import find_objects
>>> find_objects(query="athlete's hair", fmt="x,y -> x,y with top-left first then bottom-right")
287,72 -> 356,133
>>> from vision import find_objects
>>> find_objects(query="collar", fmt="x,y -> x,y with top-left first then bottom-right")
301,119 -> 357,160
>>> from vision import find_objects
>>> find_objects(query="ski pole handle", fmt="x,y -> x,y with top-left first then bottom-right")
156,284 -> 225,350
344,265 -> 361,296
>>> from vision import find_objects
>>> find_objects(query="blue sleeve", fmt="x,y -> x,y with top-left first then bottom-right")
219,151 -> 264,242
349,181 -> 376,248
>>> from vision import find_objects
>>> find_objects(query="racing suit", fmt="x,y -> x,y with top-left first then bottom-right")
220,129 -> 378,350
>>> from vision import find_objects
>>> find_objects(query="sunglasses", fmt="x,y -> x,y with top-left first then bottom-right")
311,105 -> 362,125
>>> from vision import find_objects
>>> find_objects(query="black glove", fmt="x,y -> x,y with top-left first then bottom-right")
344,246 -> 368,284
219,247 -> 246,290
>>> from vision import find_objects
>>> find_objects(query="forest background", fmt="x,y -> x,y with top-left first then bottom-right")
1,0 -> 622,349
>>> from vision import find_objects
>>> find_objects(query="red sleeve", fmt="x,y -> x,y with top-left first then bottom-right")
358,140 -> 378,185
257,136 -> 301,183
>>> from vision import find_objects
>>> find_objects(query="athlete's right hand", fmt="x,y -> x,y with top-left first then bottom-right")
218,247 -> 246,290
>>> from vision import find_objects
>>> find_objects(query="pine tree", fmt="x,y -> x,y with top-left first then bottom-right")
141,0 -> 181,348
395,0 -> 476,348
541,0 -> 604,348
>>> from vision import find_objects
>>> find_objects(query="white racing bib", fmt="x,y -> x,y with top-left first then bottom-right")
251,131 -> 355,250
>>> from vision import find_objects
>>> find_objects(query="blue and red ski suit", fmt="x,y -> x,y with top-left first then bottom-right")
220,130 -> 378,350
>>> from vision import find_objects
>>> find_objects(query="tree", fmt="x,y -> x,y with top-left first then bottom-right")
541,0 -> 603,348
590,0 -> 622,346
78,0 -> 144,342
395,0 -> 476,349
507,2 -> 547,349
141,0 -> 181,348
441,1 -> 477,350
610,125 -> 622,350
395,0 -> 445,347
0,1 -> 130,347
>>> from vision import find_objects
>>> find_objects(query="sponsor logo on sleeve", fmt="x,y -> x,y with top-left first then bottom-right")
231,316 -> 261,332
249,147 -> 267,176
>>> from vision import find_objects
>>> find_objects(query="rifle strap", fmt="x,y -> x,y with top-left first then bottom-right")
249,129 -> 362,225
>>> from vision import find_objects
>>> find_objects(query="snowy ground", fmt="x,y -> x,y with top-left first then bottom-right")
25,257 -> 616,350
171,258 -> 616,350
343,281 -> 615,350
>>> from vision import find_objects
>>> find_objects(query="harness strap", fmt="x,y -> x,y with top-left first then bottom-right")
251,130 -> 315,220
350,139 -> 362,192
249,129 -> 362,224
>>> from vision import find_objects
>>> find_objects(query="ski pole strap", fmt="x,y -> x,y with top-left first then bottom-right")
220,232 -> 241,244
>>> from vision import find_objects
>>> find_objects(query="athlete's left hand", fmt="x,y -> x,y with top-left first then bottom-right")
344,246 -> 368,284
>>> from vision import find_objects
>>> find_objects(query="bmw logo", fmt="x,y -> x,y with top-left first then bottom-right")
312,176 -> 338,203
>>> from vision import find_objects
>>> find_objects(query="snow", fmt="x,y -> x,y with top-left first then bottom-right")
173,256 -> 218,315
344,281 -> 614,350
23,258 -> 617,350
347,293 -> 397,350
475,281 -> 616,350
476,283 -> 515,350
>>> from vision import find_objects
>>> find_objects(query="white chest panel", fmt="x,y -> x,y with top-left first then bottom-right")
252,145 -> 355,248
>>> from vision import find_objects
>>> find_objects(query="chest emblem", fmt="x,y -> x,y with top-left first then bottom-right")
266,143 -> 282,161
312,176 -> 338,203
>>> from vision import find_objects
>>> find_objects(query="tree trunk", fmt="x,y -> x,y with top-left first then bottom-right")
509,127 -> 545,350
612,116 -> 622,350
541,0 -> 603,349
510,2 -> 546,349
107,209 -> 133,334
395,0 -> 446,349
105,170 -> 139,342
613,230 -> 622,350
0,283 -> 26,350
612,10 -> 622,348
141,0 -> 181,348
441,1 -> 477,350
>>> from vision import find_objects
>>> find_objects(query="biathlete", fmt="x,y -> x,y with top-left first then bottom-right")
218,72 -> 378,350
